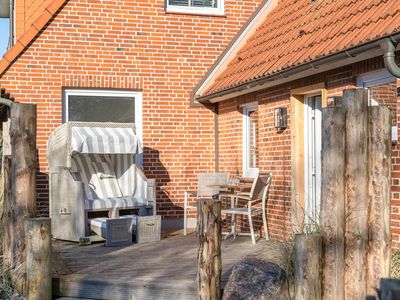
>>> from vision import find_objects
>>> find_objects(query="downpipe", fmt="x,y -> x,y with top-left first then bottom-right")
380,38 -> 400,78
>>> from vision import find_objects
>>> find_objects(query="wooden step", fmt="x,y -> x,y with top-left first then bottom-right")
55,298 -> 93,300
53,275 -> 197,300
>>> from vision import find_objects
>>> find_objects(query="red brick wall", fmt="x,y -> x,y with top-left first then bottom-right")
370,83 -> 397,126
391,82 -> 400,249
0,0 -> 262,216
218,61 -> 400,249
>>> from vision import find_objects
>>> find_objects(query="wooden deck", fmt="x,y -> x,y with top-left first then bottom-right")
53,230 -> 281,300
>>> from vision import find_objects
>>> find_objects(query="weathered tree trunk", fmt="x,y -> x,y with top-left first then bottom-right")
197,199 -> 222,300
2,114 -> 12,270
367,106 -> 391,295
295,233 -> 322,300
320,107 -> 345,300
2,155 -> 11,269
9,103 -> 37,295
26,218 -> 51,300
343,89 -> 369,300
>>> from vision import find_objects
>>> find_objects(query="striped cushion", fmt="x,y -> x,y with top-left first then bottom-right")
85,196 -> 145,210
111,154 -> 136,197
92,161 -> 122,199
72,154 -> 122,200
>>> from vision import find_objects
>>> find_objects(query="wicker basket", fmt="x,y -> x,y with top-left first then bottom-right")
122,215 -> 161,243
89,217 -> 132,247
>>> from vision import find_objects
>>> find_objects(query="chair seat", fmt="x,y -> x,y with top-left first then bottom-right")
85,196 -> 146,210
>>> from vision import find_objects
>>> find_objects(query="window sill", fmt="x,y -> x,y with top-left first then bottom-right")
165,7 -> 225,17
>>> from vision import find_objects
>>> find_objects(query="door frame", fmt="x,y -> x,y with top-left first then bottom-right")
290,83 -> 327,233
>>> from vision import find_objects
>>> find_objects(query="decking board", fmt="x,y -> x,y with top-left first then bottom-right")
53,232 -> 282,299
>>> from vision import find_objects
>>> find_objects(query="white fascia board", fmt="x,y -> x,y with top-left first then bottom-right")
194,0 -> 278,97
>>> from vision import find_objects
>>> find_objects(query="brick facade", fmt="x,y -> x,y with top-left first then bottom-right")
2,0 -> 400,249
217,57 -> 400,248
0,0 -> 262,216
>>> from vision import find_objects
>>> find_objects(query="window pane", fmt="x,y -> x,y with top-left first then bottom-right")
169,0 -> 217,8
249,110 -> 258,168
68,95 -> 135,123
169,0 -> 189,7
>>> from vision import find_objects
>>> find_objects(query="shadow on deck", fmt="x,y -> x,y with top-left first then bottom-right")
52,230 -> 284,300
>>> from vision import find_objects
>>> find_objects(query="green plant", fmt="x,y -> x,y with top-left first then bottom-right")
291,200 -> 320,236
0,225 -> 14,299
391,250 -> 400,279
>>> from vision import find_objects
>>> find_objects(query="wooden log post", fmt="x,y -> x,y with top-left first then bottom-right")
26,218 -> 51,300
367,106 -> 391,295
320,107 -> 346,300
343,89 -> 369,300
2,116 -> 12,269
294,233 -> 322,300
9,103 -> 37,295
197,199 -> 222,300
2,156 -> 11,268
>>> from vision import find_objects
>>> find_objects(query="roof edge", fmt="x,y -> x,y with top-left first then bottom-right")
190,0 -> 278,102
195,33 -> 400,103
0,0 -> 67,77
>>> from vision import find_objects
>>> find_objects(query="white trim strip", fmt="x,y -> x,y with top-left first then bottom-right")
195,0 -> 278,96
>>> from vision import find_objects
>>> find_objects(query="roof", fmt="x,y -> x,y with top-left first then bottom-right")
196,0 -> 400,99
0,0 -> 66,76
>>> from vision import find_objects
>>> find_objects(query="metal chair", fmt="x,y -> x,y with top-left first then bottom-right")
222,173 -> 272,244
183,172 -> 229,235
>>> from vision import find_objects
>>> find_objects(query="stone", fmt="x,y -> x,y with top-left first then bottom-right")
222,256 -> 289,300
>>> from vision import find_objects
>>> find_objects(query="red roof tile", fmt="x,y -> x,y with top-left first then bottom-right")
0,0 -> 67,76
200,0 -> 400,97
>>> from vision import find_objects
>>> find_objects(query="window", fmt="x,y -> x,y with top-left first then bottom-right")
63,89 -> 143,141
242,103 -> 259,178
166,0 -> 224,16
356,69 -> 398,142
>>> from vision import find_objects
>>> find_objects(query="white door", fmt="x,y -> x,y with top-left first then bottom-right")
304,95 -> 322,228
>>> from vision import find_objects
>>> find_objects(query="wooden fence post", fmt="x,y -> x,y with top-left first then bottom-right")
343,89 -> 369,300
295,233 -> 322,300
367,106 -> 391,295
2,156 -> 11,268
2,116 -> 11,269
197,199 -> 222,300
320,107 -> 345,300
26,218 -> 51,300
8,103 -> 37,295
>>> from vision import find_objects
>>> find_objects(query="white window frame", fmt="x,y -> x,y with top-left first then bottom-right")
63,89 -> 143,142
356,69 -> 398,142
166,0 -> 224,16
242,102 -> 259,178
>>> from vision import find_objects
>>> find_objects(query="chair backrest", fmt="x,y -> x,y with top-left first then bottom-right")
197,173 -> 229,198
110,154 -> 137,197
72,154 -> 123,200
248,173 -> 272,201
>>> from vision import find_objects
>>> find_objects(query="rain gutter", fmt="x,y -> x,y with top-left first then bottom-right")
196,32 -> 400,103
